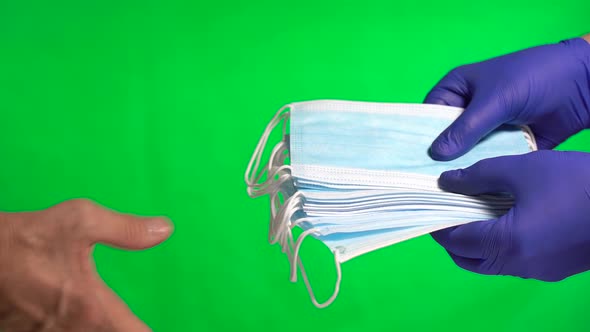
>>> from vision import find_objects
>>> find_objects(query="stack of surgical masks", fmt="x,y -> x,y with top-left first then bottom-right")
245,100 -> 536,308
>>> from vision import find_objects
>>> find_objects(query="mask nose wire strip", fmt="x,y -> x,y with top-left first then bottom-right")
245,105 -> 291,194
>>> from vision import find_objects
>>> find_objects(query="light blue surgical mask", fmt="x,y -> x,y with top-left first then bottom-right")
245,100 -> 536,308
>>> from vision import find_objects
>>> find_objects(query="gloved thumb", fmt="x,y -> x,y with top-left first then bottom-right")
438,155 -> 522,196
430,95 -> 510,161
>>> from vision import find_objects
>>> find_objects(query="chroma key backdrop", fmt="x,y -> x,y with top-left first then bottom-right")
0,1 -> 589,331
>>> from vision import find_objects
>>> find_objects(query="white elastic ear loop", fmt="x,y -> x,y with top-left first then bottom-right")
275,200 -> 305,255
268,189 -> 295,246
251,165 -> 292,199
269,140 -> 289,168
289,225 -> 343,309
270,191 -> 301,238
247,142 -> 291,197
245,105 -> 289,186
298,250 -> 342,309
290,227 -> 318,282
269,176 -> 296,218
520,125 -> 538,151
249,141 -> 286,187
269,192 -> 303,246
245,105 -> 291,192
271,202 -> 343,308
271,188 -> 301,221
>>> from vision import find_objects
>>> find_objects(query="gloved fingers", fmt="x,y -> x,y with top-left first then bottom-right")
432,217 -> 503,259
423,68 -> 470,107
533,134 -> 561,150
430,95 -> 511,161
447,252 -> 489,275
438,155 -> 521,196
528,126 -> 569,150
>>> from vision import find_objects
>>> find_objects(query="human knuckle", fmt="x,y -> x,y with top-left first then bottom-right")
69,199 -> 98,217
58,199 -> 102,231
53,201 -> 87,235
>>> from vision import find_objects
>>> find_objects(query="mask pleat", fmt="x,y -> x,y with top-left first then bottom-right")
246,100 -> 537,308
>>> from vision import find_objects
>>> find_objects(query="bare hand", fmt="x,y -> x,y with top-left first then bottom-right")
0,199 -> 173,331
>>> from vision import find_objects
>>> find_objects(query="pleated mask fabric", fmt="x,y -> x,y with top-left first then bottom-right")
245,100 -> 537,308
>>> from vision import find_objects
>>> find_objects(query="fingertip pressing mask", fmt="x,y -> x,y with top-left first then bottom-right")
244,100 -> 537,308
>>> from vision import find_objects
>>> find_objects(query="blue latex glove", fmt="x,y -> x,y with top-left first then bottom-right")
425,38 -> 590,161
433,151 -> 590,281
425,38 -> 590,281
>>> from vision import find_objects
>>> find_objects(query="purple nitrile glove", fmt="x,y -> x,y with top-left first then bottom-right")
425,38 -> 590,161
433,150 -> 590,281
424,37 -> 590,281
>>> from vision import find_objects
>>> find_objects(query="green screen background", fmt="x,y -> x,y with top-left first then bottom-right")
1,1 -> 589,331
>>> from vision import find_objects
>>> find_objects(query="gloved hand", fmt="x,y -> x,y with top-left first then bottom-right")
433,150 -> 590,281
425,38 -> 590,161
425,37 -> 590,281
